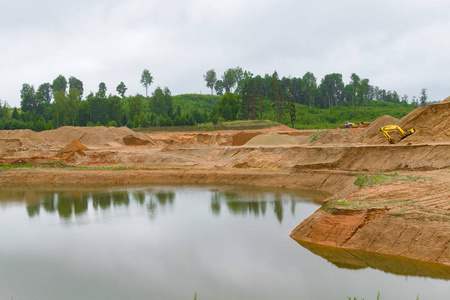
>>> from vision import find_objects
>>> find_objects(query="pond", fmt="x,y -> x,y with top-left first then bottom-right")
0,185 -> 448,300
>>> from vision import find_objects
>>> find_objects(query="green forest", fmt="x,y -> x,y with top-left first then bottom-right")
0,68 -> 427,131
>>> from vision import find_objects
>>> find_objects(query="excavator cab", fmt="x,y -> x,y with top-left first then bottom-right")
380,125 -> 416,144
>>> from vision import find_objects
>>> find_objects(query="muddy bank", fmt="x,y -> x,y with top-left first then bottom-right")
290,169 -> 450,266
291,207 -> 450,266
0,168 -> 351,197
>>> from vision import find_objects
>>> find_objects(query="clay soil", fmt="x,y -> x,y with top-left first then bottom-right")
0,100 -> 449,267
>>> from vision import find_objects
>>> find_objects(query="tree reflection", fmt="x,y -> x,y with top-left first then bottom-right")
22,188 -> 305,223
210,190 -> 293,223
26,204 -> 40,217
112,191 -> 129,207
133,192 -> 146,205
92,192 -> 111,210
210,193 -> 221,216
42,194 -> 56,213
23,189 -> 176,220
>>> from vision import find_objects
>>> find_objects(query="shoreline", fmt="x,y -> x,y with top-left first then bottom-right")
1,167 -> 449,267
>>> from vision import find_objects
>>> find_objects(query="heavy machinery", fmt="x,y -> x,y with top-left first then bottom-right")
339,121 -> 372,129
380,125 -> 416,144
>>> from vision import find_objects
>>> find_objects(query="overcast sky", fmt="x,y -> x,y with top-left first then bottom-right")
1,0 -> 449,107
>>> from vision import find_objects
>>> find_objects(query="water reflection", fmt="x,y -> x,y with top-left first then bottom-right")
0,185 -> 325,223
1,184 -> 449,299
297,240 -> 450,280
21,189 -> 176,220
209,188 -> 311,223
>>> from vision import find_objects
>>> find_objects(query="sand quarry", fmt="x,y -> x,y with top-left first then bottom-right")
0,99 -> 449,267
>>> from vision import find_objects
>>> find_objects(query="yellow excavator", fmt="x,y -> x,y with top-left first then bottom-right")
339,121 -> 372,129
380,125 -> 416,144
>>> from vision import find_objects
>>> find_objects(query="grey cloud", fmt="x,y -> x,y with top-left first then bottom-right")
1,0 -> 449,107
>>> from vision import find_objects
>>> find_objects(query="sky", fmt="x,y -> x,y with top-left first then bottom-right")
1,0 -> 449,108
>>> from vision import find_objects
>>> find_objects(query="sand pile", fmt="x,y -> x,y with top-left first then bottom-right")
361,115 -> 399,140
442,97 -> 450,103
38,126 -> 157,146
0,139 -> 23,154
123,134 -> 154,146
57,140 -> 89,157
0,129 -> 48,149
367,101 -> 450,144
395,101 -> 450,144
244,132 -> 299,146
232,132 -> 263,146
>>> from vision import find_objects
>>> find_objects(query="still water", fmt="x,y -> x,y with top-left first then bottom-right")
0,185 -> 448,300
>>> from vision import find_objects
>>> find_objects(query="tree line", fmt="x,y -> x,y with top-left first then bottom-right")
0,70 -> 207,130
204,67 -> 428,127
0,68 -> 427,131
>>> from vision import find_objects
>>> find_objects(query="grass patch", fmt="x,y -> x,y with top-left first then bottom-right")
135,120 -> 282,132
309,130 -> 325,143
0,163 -> 35,171
354,172 -> 422,187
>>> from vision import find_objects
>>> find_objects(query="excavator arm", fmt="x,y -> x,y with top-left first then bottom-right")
380,125 -> 416,144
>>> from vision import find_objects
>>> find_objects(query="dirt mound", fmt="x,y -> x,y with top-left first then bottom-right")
232,132 -> 262,146
57,140 -> 89,157
244,132 -> 299,146
366,102 -> 450,145
38,126 -> 157,146
442,97 -> 450,103
361,115 -> 399,140
123,135 -> 154,146
395,102 -> 450,144
0,139 -> 22,151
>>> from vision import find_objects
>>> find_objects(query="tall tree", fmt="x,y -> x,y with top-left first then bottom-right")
349,73 -> 360,106
98,82 -> 107,97
20,84 -> 37,113
222,69 -> 237,93
285,78 -> 296,128
319,73 -> 344,108
217,92 -> 240,121
12,107 -> 19,120
240,72 -> 255,120
302,72 -> 317,106
214,80 -> 224,96
108,95 -> 123,125
69,76 -> 84,98
67,87 -> 81,126
116,82 -> 127,98
129,95 -> 143,120
420,88 -> 428,106
204,69 -> 217,104
52,75 -> 67,93
0,100 -> 10,119
53,90 -> 67,127
163,87 -> 173,116
37,83 -> 53,103
140,69 -> 153,97
254,75 -> 264,120
234,66 -> 244,93
150,86 -> 166,116
269,71 -> 281,123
